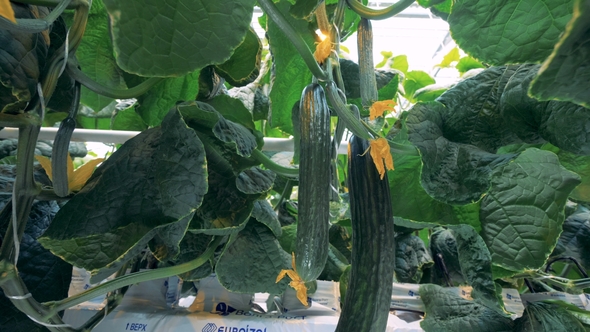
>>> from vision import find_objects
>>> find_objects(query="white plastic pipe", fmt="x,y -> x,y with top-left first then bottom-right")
0,128 -> 349,154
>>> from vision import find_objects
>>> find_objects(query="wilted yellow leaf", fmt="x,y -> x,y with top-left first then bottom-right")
369,138 -> 394,180
369,100 -> 396,120
0,0 -> 16,23
314,35 -> 331,64
275,252 -> 309,306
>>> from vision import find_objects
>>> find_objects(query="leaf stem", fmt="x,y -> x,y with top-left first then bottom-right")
251,149 -> 299,178
42,236 -> 223,318
345,0 -> 415,20
66,62 -> 164,99
257,0 -> 328,81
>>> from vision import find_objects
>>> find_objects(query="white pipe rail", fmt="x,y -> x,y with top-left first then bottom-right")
0,128 -> 349,154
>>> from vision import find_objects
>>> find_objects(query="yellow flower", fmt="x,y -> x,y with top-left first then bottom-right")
0,0 -> 16,23
369,138 -> 394,180
276,252 -> 308,306
35,154 -> 104,193
369,100 -> 396,120
314,35 -> 332,65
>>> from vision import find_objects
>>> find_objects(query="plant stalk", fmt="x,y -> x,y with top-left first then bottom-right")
257,0 -> 329,81
42,236 -> 223,318
346,0 -> 415,20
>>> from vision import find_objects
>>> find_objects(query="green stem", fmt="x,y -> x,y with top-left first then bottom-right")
0,113 -> 42,128
0,262 -> 76,332
346,0 -> 415,20
325,82 -> 373,140
257,0 -> 329,81
67,62 -> 164,99
43,236 -> 223,317
251,149 -> 299,178
333,0 -> 348,35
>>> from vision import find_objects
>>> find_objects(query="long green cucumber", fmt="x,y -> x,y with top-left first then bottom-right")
335,135 -> 395,332
295,83 -> 331,282
358,18 -> 378,110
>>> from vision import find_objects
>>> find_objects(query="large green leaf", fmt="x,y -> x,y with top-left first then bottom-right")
136,70 -> 200,127
167,233 -> 215,281
550,205 -> 590,271
500,64 -> 590,156
448,0 -> 574,65
215,220 -> 290,293
514,302 -> 586,332
0,201 -> 71,332
450,225 -> 498,309
112,106 -> 148,131
395,234 -> 433,283
102,0 -> 256,77
67,0 -> 127,112
252,200 -> 282,238
419,284 -> 513,332
557,150 -> 590,202
0,3 -> 48,114
480,148 -> 581,272
429,228 -> 465,286
38,109 -> 208,280
403,70 -> 435,103
215,27 -> 261,87
387,118 -> 481,227
236,166 -> 276,194
189,169 -> 256,236
148,214 -> 192,262
179,101 -> 259,158
405,101 -> 515,204
436,66 -> 520,152
267,1 -> 315,134
529,0 -> 590,108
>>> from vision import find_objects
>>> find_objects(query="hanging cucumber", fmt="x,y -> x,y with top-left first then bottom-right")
335,135 -> 395,332
295,83 -> 331,283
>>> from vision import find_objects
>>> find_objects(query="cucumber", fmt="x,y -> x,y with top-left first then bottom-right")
335,135 -> 395,332
357,18 -> 378,109
295,83 -> 331,282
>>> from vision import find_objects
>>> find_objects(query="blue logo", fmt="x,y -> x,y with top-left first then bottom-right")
213,302 -> 236,316
202,323 -> 217,332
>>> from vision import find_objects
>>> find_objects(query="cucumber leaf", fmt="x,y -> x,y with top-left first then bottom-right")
215,220 -> 290,294
480,148 -> 581,272
102,0 -> 256,77
395,234 -> 433,283
215,27 -> 261,87
405,101 -> 515,205
65,0 -> 127,112
179,101 -> 259,158
514,302 -> 586,332
419,284 -> 513,332
529,0 -> 590,108
136,70 -> 201,127
266,1 -> 315,134
252,199 -> 282,238
166,233 -> 215,282
38,109 -> 208,281
550,205 -> 590,272
448,0 -> 574,65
